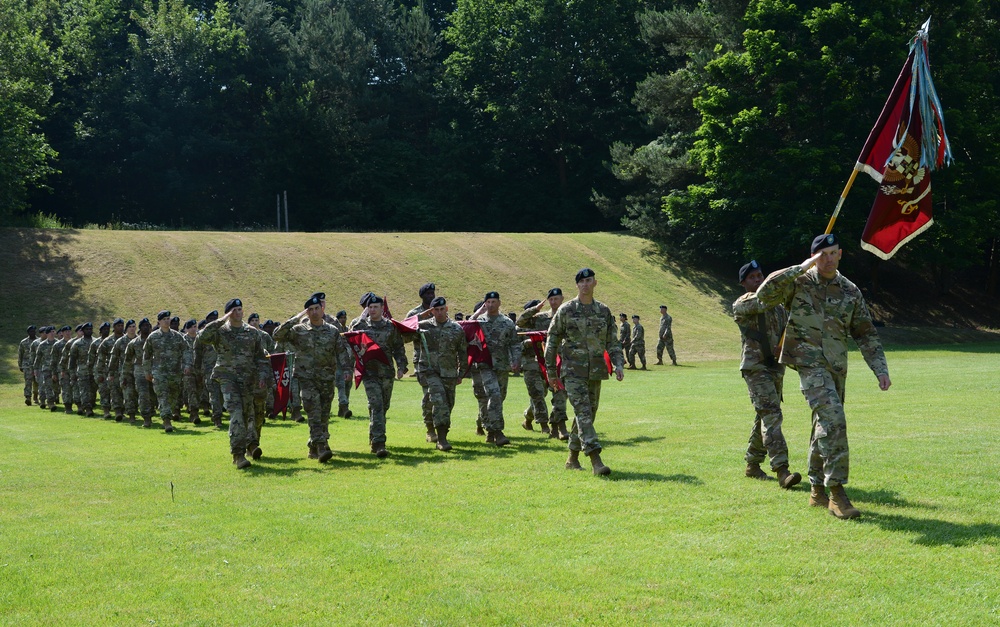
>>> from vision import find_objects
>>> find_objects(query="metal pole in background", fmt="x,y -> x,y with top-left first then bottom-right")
284,190 -> 289,232
276,194 -> 281,231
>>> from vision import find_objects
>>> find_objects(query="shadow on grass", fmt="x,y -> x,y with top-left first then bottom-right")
602,435 -> 666,447
848,487 -> 932,509
859,511 -> 1000,547
610,471 -> 703,484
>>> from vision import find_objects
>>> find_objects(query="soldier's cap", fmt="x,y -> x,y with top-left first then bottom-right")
336,310 -> 347,318
170,316 -> 180,324
484,291 -> 500,301
620,313 -> 627,318
419,282 -> 436,297
632,315 -> 640,320
138,318 -> 151,327
27,325 -> 36,332
547,287 -> 562,298
157,310 -> 171,321
454,313 -> 464,320
575,268 -> 596,283
738,260 -> 761,283
74,324 -> 83,332
99,321 -> 111,330
262,319 -> 276,328
305,295 -> 322,309
368,295 -> 384,305
811,233 -> 839,254
59,325 -> 72,332
125,319 -> 136,329
430,296 -> 446,308
183,319 -> 197,330
311,292 -> 325,301
206,310 -> 219,319
113,317 -> 125,326
248,313 -> 260,321
524,299 -> 541,310
82,322 -> 93,329
197,319 -> 207,329
224,299 -> 241,313
660,305 -> 668,310
359,291 -> 376,307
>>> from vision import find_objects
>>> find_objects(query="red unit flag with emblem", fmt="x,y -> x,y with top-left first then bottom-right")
270,352 -> 290,417
343,331 -> 390,389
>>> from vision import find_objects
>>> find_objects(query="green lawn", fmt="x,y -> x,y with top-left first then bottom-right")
2,346 -> 998,625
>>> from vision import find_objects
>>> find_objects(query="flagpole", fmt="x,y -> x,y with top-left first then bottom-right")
824,168 -> 861,234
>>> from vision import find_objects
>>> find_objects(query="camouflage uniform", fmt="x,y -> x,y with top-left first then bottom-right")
247,326 -> 274,441
19,335 -> 37,404
472,313 -> 520,434
733,292 -> 789,471
33,337 -> 56,407
198,319 -> 270,456
196,336 -> 224,419
273,316 -> 351,451
181,334 -> 200,418
60,336 -> 79,412
257,328 -> 276,418
125,335 -> 153,421
27,338 -> 42,402
416,316 -> 467,430
94,334 -> 117,418
515,307 -> 558,427
108,334 -> 130,419
628,322 -> 646,368
756,264 -> 889,487
87,336 -> 105,409
143,327 -> 190,423
329,317 -> 351,413
69,335 -> 96,414
406,304 -> 434,432
544,298 -> 624,455
656,313 -> 677,364
618,319 -> 631,355
50,334 -> 68,405
348,317 -> 407,449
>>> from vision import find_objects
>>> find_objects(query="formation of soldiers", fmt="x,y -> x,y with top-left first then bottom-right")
17,269 -> 628,476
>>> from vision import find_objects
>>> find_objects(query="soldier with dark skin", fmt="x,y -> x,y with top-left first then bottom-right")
755,234 -> 891,519
545,268 -> 625,476
18,326 -> 38,406
733,260 -> 801,489
407,283 -> 438,442
416,296 -> 467,451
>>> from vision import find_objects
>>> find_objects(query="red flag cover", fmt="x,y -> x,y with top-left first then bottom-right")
391,315 -> 421,335
270,353 -> 290,417
603,350 -> 613,374
458,320 -> 492,368
525,330 -> 562,386
343,331 -> 390,389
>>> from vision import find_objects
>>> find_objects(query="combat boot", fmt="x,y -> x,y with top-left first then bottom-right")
828,485 -> 861,519
485,431 -> 496,444
672,359 -> 678,366
371,442 -> 389,459
435,427 -> 452,452
426,425 -> 438,443
317,443 -> 333,463
476,421 -> 485,436
142,417 -> 152,428
291,407 -> 304,423
213,415 -> 224,429
655,360 -> 663,365
115,413 -> 124,422
538,420 -> 550,434
127,412 -> 135,422
521,416 -> 534,431
337,405 -> 345,418
191,408 -> 201,425
307,444 -> 319,460
588,451 -> 611,476
775,466 -> 802,489
232,453 -> 251,469
809,485 -> 829,507
341,405 -> 352,419
163,417 -> 174,433
65,403 -> 74,414
39,402 -> 47,409
50,404 -> 58,413
85,409 -> 95,417
491,431 -> 510,447
247,444 -> 262,460
25,398 -> 31,406
745,463 -> 769,480
565,450 -> 582,470
555,421 -> 570,441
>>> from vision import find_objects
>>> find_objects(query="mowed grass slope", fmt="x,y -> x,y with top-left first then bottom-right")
1,347 -> 999,624
0,229 -> 734,382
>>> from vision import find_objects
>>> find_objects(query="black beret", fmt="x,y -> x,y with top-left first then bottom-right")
113,318 -> 124,325
575,268 -> 596,283
368,295 -> 384,305
138,318 -> 151,327
430,296 -> 446,307
27,325 -> 36,332
248,312 -> 259,321
262,319 -> 276,328
305,295 -> 322,309
547,287 -> 562,298
99,321 -> 111,330
125,319 -> 136,329
524,299 -> 541,310
224,299 -> 242,313
59,325 -> 72,332
811,233 -> 839,254
620,313 -> 627,318
311,292 -> 325,301
157,310 -> 171,321
659,304 -> 668,309
632,315 -> 640,320
738,260 -> 761,283
74,324 -> 83,332
419,282 -> 436,297
183,319 -> 197,330
484,291 -> 500,300
170,316 -> 180,324
82,322 -> 93,329
207,310 -> 219,319
197,319 -> 207,329
336,310 -> 347,318
359,292 -> 375,307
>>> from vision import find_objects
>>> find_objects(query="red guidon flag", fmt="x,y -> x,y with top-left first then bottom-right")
858,18 -> 952,260
343,331 -> 390,389
458,320 -> 492,371
270,352 -> 290,417
524,330 -> 559,386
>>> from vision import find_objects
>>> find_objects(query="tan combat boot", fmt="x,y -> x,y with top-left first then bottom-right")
163,417 -> 174,433
435,427 -> 452,452
492,431 -> 510,447
232,453 -> 251,469
745,463 -> 769,480
555,421 -> 570,441
247,444 -> 262,460
775,466 -> 802,489
828,485 -> 861,519
537,420 -> 550,434
142,417 -> 153,428
426,425 -> 438,443
213,415 -> 224,429
307,444 -> 319,460
809,485 -> 829,507
317,443 -> 333,463
291,407 -> 304,423
588,451 -> 611,476
565,450 -> 582,470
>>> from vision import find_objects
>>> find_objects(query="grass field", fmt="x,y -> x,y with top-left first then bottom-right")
2,347 -> 999,625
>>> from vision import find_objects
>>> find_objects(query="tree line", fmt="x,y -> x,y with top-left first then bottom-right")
2,0 -> 998,283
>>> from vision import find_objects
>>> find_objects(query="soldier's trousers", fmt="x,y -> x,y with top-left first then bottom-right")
798,367 -> 849,487
335,368 -> 351,410
424,373 -> 457,429
564,377 -> 603,455
742,368 -> 788,470
550,387 -> 568,425
23,368 -> 36,401
522,369 -> 549,423
628,342 -> 646,368
471,369 -> 485,427
475,368 -> 509,433
109,375 -> 124,416
362,375 -> 394,446
220,377 -> 256,455
75,373 -> 94,412
53,371 -> 61,404
38,370 -> 55,406
89,375 -> 98,408
134,368 -> 153,418
415,373 -> 434,428
59,371 -> 72,406
656,333 -> 676,363
289,375 -> 301,412
183,373 -> 200,416
299,377 -> 335,447
202,368 -> 223,416
123,375 -> 137,416
98,377 -> 112,415
152,374 -> 182,420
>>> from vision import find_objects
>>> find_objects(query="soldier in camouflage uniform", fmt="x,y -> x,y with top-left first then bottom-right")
544,268 -> 625,476
407,283 -> 438,442
416,296 -> 467,451
349,295 -> 407,458
516,287 -> 570,439
733,260 -> 801,489
656,305 -> 678,366
179,320 -> 201,423
627,315 -> 646,370
196,310 -> 225,425
60,326 -> 83,413
274,296 -> 353,462
115,320 -> 138,420
108,319 -> 134,421
87,322 -> 111,411
198,299 -> 270,469
94,320 -> 123,419
27,332 -> 43,405
33,327 -> 57,409
471,291 -> 521,447
125,319 -> 154,425
69,322 -> 96,416
618,313 -> 631,357
261,319 -> 279,417
19,326 -> 38,405
755,234 -> 891,519
332,310 -> 352,418
144,310 -> 190,433
49,326 -> 71,409
246,312 -> 275,451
